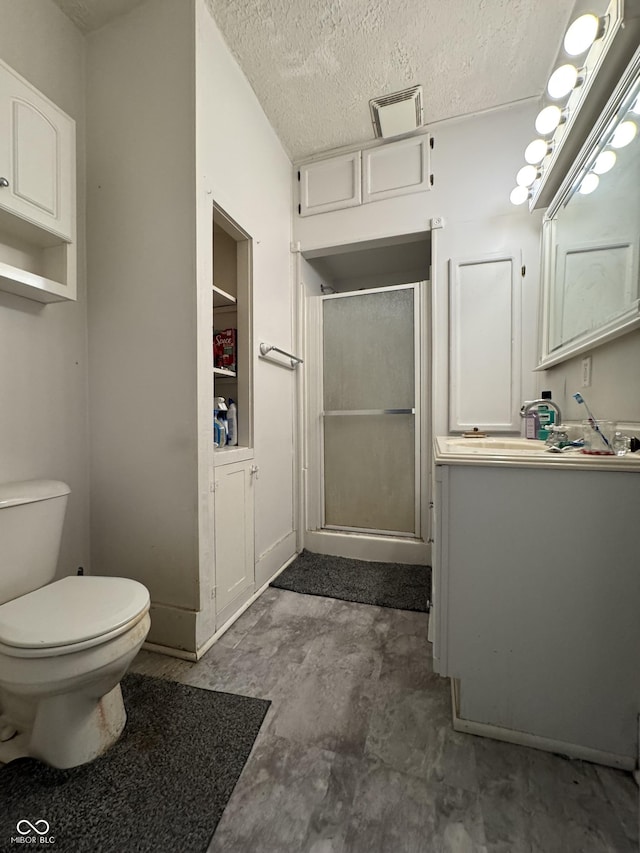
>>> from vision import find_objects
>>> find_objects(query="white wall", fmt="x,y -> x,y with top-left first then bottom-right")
86,1 -> 200,625
541,330 -> 640,425
0,0 -> 89,577
196,0 -> 296,587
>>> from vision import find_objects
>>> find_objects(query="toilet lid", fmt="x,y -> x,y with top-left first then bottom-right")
0,576 -> 150,649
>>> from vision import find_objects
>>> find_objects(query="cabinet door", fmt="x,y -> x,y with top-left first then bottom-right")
449,253 -> 521,432
214,461 -> 255,616
362,135 -> 430,203
0,60 -> 75,240
298,151 -> 361,216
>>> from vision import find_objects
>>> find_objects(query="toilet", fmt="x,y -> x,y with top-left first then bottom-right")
0,479 -> 150,769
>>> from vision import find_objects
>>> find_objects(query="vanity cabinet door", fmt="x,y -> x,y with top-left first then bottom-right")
0,60 -> 75,241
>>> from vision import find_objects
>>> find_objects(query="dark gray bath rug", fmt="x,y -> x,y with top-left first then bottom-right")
0,672 -> 270,853
271,549 -> 431,612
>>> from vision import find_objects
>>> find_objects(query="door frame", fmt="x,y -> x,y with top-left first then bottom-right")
302,280 -> 430,563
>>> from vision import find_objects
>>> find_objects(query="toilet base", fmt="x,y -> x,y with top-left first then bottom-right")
30,683 -> 127,769
0,684 -> 127,769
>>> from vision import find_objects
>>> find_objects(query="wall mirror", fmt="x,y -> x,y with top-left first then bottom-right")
538,48 -> 640,368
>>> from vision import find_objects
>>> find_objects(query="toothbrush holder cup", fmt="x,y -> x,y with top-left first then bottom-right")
581,420 -> 616,455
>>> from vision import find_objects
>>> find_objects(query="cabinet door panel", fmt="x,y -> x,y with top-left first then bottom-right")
449,254 -> 521,431
13,101 -> 58,217
0,61 -> 75,240
214,461 -> 255,615
363,135 -> 430,203
299,152 -> 361,216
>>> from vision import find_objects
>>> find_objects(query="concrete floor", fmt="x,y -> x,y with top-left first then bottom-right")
131,587 -> 638,853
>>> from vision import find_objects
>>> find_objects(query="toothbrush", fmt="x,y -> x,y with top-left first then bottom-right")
573,392 -> 612,452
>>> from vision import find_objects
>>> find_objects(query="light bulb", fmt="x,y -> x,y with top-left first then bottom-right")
535,105 -> 563,135
516,165 -> 538,187
547,65 -> 579,99
564,14 -> 601,57
524,138 -> 549,165
510,186 -> 529,205
579,172 -> 599,194
593,150 -> 616,174
610,120 -> 637,149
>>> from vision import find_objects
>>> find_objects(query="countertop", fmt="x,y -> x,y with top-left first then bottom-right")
434,435 -> 640,472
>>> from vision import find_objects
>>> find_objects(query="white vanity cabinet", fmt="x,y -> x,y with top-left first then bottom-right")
433,438 -> 640,768
298,135 -> 430,216
0,60 -> 74,241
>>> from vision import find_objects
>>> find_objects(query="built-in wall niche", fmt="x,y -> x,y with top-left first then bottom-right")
212,204 -> 253,461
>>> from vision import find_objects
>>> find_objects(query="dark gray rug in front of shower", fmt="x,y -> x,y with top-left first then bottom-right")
271,549 -> 431,612
0,672 -> 270,853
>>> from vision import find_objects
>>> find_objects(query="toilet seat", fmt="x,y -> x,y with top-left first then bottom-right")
0,576 -> 150,658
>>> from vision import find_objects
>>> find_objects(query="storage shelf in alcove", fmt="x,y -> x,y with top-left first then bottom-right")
214,366 -> 237,378
213,284 -> 237,308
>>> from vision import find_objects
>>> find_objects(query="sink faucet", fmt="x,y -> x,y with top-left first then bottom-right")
520,399 -> 562,425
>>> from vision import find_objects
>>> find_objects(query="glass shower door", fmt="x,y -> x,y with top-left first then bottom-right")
322,284 -> 418,535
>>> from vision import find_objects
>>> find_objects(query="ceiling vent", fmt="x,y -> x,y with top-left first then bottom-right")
369,86 -> 424,139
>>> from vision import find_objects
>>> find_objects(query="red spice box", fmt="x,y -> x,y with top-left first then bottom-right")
213,328 -> 237,372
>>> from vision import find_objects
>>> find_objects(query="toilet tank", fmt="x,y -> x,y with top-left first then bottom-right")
0,480 -> 70,605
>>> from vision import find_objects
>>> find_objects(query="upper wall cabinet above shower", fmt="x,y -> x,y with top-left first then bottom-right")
0,59 -> 77,303
297,134 -> 431,217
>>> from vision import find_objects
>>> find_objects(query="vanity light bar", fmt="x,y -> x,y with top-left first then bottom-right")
554,52 -> 640,213
510,0 -> 640,210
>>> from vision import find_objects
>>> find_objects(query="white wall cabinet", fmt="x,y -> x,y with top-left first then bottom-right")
362,136 -> 429,203
0,60 -> 74,241
0,59 -> 76,303
214,460 -> 255,621
298,135 -> 430,217
298,151 -> 361,217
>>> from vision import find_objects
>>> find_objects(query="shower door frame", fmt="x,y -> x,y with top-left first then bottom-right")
318,282 -> 423,539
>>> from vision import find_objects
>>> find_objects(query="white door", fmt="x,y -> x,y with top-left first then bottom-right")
0,60 -> 75,240
321,284 -> 421,536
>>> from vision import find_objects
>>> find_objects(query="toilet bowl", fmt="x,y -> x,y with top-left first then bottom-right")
0,480 -> 151,769
0,575 -> 150,768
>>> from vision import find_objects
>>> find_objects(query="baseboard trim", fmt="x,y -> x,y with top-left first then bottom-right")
255,530 -> 297,588
193,549 -> 300,659
450,682 -> 635,772
142,549 -> 301,662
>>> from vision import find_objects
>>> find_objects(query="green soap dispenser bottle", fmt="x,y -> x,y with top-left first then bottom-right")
537,390 -> 556,440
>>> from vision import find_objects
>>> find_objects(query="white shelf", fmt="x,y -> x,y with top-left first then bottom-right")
214,366 -> 237,378
0,260 -> 72,303
213,284 -> 237,308
213,445 -> 254,467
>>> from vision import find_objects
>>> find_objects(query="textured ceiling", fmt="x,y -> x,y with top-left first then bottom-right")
52,0 -> 577,161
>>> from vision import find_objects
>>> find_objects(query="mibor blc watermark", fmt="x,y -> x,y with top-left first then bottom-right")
11,819 -> 55,845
